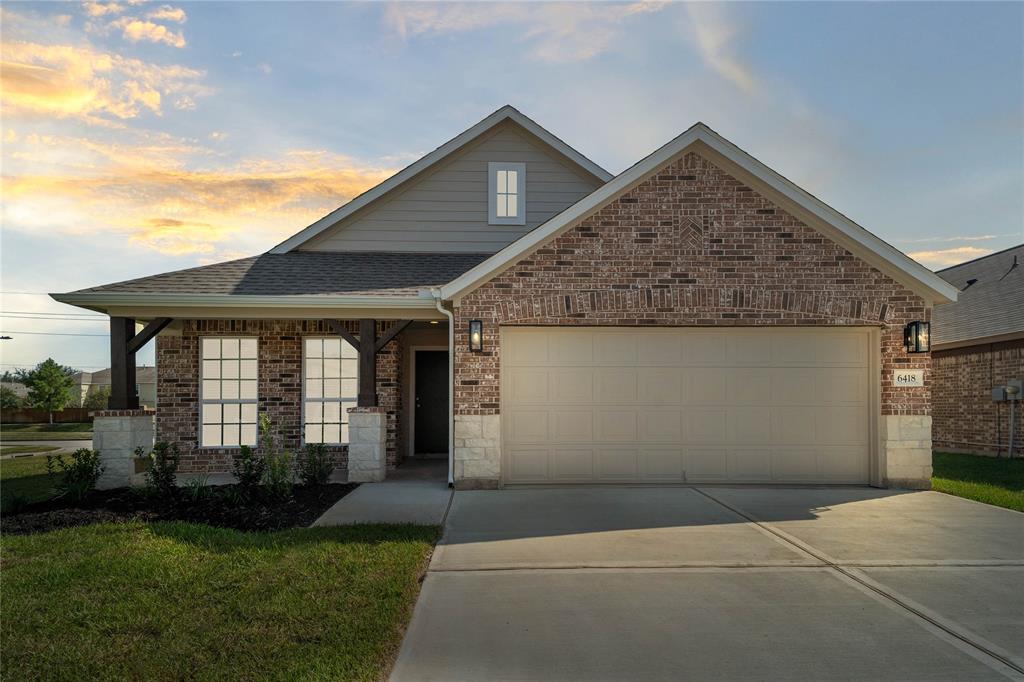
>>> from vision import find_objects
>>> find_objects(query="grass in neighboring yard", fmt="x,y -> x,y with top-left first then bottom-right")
1,422 -> 93,441
1,454 -> 58,511
932,451 -> 1024,512
1,444 -> 60,456
1,522 -> 439,681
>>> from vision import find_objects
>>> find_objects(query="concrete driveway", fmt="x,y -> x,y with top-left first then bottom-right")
392,487 -> 1024,681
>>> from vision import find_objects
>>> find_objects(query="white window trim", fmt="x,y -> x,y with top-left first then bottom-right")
198,336 -> 259,449
488,161 -> 526,226
301,336 -> 359,446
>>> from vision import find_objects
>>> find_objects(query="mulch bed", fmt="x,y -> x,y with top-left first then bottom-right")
2,483 -> 358,535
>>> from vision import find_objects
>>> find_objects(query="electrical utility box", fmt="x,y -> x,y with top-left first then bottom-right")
992,379 -> 1023,402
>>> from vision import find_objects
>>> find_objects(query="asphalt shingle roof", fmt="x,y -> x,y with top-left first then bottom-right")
70,251 -> 491,298
933,244 -> 1024,346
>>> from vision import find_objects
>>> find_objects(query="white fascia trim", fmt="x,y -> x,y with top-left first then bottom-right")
439,123 -> 959,304
50,293 -> 439,309
269,105 -> 612,254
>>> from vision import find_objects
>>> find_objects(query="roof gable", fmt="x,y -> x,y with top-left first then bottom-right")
270,106 -> 611,254
438,123 -> 959,305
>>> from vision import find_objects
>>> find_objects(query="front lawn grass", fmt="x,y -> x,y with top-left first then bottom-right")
2,522 -> 439,681
932,451 -> 1024,512
1,422 -> 93,441
1,454 -> 58,511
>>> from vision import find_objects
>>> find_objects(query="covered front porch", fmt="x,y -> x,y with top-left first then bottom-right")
92,313 -> 453,488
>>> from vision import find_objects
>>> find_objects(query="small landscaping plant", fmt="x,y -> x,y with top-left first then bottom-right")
141,442 -> 181,497
263,449 -> 294,500
232,445 -> 266,495
183,474 -> 212,502
46,448 -> 103,501
298,443 -> 334,486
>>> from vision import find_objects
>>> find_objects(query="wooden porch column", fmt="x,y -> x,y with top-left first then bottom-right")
357,318 -> 378,407
109,317 -> 138,410
108,316 -> 174,410
324,318 -> 414,408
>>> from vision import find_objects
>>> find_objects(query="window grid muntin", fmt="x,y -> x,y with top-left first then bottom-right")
303,337 -> 358,445
200,337 -> 258,448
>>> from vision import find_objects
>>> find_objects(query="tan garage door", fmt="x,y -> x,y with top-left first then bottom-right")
501,327 -> 874,484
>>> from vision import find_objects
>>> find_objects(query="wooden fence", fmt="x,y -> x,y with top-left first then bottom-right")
1,408 -> 94,424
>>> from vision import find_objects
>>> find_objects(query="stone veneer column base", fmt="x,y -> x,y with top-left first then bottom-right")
454,414 -> 501,490
881,414 -> 933,490
348,407 -> 386,482
92,409 -> 155,490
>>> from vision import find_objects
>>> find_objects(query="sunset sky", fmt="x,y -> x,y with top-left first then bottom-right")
1,1 -> 1022,373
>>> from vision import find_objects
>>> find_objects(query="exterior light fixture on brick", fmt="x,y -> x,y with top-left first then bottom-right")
904,321 -> 930,353
469,319 -> 483,352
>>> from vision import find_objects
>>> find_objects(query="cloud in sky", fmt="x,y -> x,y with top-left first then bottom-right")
0,41 -> 208,123
683,3 -> 755,93
3,133 -> 397,256
111,17 -> 187,48
82,1 -> 125,18
385,1 -> 669,63
908,246 -> 994,269
147,5 -> 187,24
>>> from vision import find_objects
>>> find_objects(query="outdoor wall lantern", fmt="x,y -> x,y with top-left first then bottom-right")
904,321 -> 930,353
469,319 -> 484,352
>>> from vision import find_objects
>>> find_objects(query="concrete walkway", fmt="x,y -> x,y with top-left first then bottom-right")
393,487 -> 1024,681
313,460 -> 452,526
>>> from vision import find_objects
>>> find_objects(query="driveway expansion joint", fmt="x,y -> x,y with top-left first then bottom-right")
693,487 -> 1024,677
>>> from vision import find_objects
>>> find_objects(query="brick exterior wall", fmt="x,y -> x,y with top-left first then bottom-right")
932,339 -> 1024,455
453,151 -> 931,417
156,319 -> 402,473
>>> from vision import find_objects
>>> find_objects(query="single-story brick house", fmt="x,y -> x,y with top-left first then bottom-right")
931,245 -> 1023,456
54,106 -> 958,490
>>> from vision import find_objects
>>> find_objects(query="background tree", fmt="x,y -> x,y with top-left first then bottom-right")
16,360 -> 77,424
82,385 -> 111,410
0,385 -> 23,410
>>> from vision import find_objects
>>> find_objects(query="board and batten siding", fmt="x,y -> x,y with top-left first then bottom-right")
300,122 -> 605,253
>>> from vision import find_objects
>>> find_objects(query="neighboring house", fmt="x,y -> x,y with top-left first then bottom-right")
1,380 -> 29,400
931,245 -> 1024,456
74,367 -> 157,408
53,106 -> 958,490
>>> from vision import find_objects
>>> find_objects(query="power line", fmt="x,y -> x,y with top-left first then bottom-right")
1,315 -> 107,322
2,310 -> 106,318
0,330 -> 109,337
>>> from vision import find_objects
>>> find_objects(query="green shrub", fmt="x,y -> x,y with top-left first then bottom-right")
298,443 -> 334,486
232,445 -> 266,494
183,474 -> 211,502
263,449 -> 294,500
141,442 -> 181,497
46,448 -> 103,501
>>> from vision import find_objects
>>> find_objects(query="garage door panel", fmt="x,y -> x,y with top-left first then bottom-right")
550,369 -> 594,403
508,411 -> 549,441
687,408 -> 727,442
729,449 -> 773,481
594,333 -> 638,363
686,368 -> 728,404
638,410 -> 684,442
728,406 -> 772,444
508,369 -> 549,403
641,449 -> 684,480
509,447 -> 549,481
502,328 -> 872,484
551,448 -> 594,480
728,368 -> 772,404
638,367 -> 683,403
638,334 -> 684,363
595,410 -> 638,441
686,448 -> 730,481
597,449 -> 639,479
551,410 -> 594,441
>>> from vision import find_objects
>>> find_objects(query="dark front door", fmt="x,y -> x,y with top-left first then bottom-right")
414,351 -> 449,455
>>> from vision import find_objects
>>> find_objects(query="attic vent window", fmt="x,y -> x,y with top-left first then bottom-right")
488,162 -> 526,225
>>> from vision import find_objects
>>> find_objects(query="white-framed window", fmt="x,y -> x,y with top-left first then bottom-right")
200,338 -> 258,447
488,161 -> 526,225
303,337 -> 358,444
